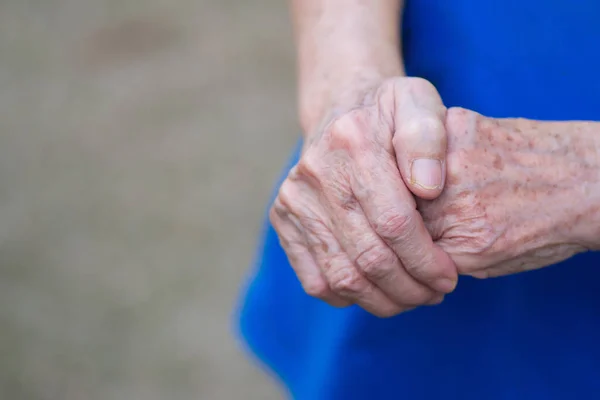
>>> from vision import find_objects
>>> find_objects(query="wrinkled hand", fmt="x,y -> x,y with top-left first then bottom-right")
420,107 -> 598,278
270,78 -> 458,317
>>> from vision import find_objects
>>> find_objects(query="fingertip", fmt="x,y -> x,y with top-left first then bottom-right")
371,305 -> 407,318
326,297 -> 353,308
433,277 -> 458,294
408,184 -> 444,201
426,294 -> 445,306
303,280 -> 353,308
428,248 -> 459,293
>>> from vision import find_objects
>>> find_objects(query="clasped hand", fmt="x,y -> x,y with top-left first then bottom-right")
271,78 -> 595,317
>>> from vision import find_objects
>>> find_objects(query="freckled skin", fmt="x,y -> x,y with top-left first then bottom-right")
271,78 -> 459,317
418,107 -> 600,278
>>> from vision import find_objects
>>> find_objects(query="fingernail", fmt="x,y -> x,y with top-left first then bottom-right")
411,159 -> 443,189
435,278 -> 457,293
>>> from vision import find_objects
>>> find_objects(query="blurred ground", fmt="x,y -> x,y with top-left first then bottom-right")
0,0 -> 297,398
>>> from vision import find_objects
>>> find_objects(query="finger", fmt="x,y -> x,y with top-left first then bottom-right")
323,193 -> 440,307
388,78 -> 448,200
426,294 -> 445,306
351,146 -> 458,294
307,229 -> 408,318
278,179 -> 405,317
270,199 -> 350,307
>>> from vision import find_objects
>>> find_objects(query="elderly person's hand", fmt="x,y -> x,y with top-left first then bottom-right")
270,78 -> 458,317
420,108 -> 600,278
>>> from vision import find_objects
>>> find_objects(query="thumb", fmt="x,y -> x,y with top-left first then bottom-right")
390,78 -> 448,200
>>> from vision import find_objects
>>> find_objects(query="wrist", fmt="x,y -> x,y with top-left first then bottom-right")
292,0 -> 404,134
556,121 -> 600,250
299,65 -> 403,135
497,118 -> 600,251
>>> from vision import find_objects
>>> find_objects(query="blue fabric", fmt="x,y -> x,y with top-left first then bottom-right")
236,1 -> 600,398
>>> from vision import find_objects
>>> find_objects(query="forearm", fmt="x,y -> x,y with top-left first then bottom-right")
493,117 -> 600,250
291,0 -> 404,134
549,120 -> 600,250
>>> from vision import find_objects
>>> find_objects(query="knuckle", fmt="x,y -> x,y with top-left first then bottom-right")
275,179 -> 325,234
276,179 -> 303,217
445,107 -> 475,135
270,197 -> 287,219
405,77 -> 438,95
326,111 -> 367,150
277,178 -> 295,204
373,209 -> 416,242
397,114 -> 445,144
354,244 -> 395,280
296,152 -> 322,180
329,266 -> 366,295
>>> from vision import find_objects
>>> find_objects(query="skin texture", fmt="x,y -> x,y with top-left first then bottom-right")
420,108 -> 600,279
286,0 -> 600,317
290,0 -> 405,134
284,0 -> 458,317
270,78 -> 458,317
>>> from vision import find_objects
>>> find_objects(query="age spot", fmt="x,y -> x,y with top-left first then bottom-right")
493,154 -> 504,170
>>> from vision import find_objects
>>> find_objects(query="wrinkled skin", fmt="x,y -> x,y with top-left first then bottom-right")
273,84 -> 600,317
270,77 -> 458,317
421,107 -> 600,279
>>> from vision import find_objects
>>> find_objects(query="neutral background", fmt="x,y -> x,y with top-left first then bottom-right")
0,0 -> 296,398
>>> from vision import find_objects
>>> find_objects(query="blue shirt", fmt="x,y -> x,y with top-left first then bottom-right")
236,1 -> 600,398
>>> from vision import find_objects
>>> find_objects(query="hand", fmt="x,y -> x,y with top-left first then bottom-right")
270,77 -> 458,317
419,107 -> 599,278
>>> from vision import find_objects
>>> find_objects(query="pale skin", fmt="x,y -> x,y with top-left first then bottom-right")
424,108 -> 600,278
271,0 -> 600,317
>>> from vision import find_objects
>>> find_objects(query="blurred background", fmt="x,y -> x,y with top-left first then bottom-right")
0,0 -> 297,398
